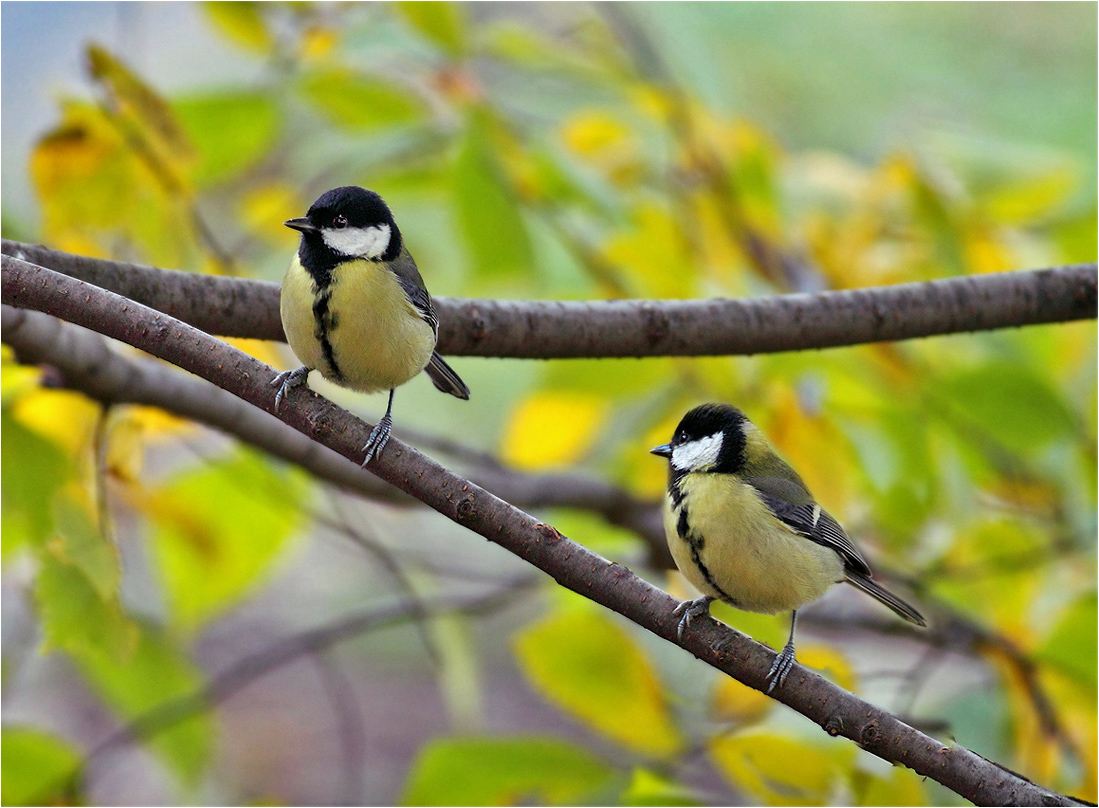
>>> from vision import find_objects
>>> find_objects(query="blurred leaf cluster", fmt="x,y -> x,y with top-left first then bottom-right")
2,3 -> 1095,805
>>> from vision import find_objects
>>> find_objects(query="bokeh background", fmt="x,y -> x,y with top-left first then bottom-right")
2,3 -> 1096,805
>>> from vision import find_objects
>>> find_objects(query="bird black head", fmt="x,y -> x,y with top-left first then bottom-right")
286,186 -> 403,277
650,403 -> 748,474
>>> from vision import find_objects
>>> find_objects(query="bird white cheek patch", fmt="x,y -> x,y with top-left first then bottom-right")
322,224 -> 392,259
672,432 -> 724,471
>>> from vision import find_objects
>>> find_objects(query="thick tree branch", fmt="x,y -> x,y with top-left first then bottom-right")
2,292 -> 1079,767
3,256 -> 1086,806
0,304 -> 667,565
4,240 -> 1094,359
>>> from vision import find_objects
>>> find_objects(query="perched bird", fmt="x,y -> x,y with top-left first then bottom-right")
274,186 -> 469,465
650,403 -> 925,691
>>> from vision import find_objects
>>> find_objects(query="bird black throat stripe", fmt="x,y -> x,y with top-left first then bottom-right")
669,475 -> 686,509
311,285 -> 344,383
675,504 -> 740,607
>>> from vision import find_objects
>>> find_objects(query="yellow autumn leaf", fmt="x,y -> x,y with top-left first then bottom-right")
501,391 -> 607,470
240,182 -> 303,247
121,405 -> 193,441
104,415 -> 145,483
514,608 -> 683,758
1,351 -> 44,405
709,732 -> 848,806
203,1 -> 273,53
560,110 -> 640,184
711,677 -> 773,726
762,389 -> 853,515
86,45 -> 193,162
32,104 -> 133,233
226,337 -> 285,369
857,767 -> 928,806
603,203 -> 695,298
964,227 -> 1015,274
796,645 -> 857,692
629,410 -> 685,498
299,26 -> 339,62
12,388 -> 101,458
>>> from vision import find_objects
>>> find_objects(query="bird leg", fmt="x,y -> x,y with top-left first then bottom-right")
361,388 -> 395,466
766,610 -> 799,693
671,596 -> 715,641
271,366 -> 311,413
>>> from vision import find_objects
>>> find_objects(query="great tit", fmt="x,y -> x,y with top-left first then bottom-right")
274,186 -> 470,465
651,403 -> 925,692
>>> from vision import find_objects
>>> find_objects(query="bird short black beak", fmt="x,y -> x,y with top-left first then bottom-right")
650,444 -> 672,458
284,217 -> 318,233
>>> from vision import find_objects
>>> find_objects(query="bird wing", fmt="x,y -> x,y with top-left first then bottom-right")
748,475 -> 872,576
387,249 -> 439,337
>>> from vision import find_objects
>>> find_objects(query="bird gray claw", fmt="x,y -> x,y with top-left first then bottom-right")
361,413 -> 393,466
766,640 -> 797,693
271,367 -> 310,413
672,596 -> 715,641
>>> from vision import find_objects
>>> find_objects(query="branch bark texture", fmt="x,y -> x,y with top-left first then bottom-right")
5,240 -> 1095,359
3,303 -> 1074,750
3,255 -> 1086,806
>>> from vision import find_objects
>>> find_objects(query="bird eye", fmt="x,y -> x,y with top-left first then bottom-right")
332,215 -> 348,229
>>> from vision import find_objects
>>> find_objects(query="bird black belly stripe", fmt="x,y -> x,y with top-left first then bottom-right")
676,504 -> 740,607
312,286 -> 344,383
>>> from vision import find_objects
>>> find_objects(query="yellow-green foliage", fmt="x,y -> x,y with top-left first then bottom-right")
2,3 -> 1095,805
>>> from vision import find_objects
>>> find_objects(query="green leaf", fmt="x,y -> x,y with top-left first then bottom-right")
395,2 -> 468,56
621,767 -> 703,806
1,727 -> 81,806
452,109 -> 534,280
940,362 -> 1077,454
51,498 -> 121,599
1037,593 -> 1098,687
513,607 -> 682,757
402,736 -> 614,806
299,69 -> 425,131
202,1 -> 273,52
86,44 -> 192,158
174,92 -> 280,186
35,552 -> 138,663
1,412 -> 69,552
146,449 -> 307,631
76,624 -> 212,782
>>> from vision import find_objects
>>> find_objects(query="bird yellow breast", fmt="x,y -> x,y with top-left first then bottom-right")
280,256 -> 436,394
664,473 -> 844,614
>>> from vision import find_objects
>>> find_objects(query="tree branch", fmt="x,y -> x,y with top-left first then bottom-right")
3,256 -> 1087,805
2,300 -> 1075,757
4,240 -> 1094,359
84,582 -> 535,770
0,303 -> 668,566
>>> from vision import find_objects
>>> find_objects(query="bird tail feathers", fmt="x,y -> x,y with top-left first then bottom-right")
845,573 -> 927,627
424,352 -> 470,400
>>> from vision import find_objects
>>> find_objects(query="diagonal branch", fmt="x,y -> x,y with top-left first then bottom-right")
4,240 -> 1094,359
1,301 -> 1076,761
3,255 -> 1087,806
0,303 -> 667,565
